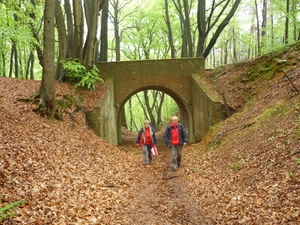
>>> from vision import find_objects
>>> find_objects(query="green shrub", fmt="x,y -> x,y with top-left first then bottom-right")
61,59 -> 104,90
0,195 -> 25,221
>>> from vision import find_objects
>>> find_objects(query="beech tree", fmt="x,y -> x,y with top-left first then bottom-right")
34,0 -> 56,118
197,0 -> 242,58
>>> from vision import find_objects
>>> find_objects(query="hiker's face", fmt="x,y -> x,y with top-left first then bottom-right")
144,123 -> 150,128
171,118 -> 178,125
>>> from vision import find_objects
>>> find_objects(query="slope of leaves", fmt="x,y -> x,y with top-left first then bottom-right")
0,78 -> 137,224
1,42 -> 300,224
182,43 -> 300,224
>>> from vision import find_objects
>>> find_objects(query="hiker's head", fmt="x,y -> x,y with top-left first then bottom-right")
144,120 -> 150,128
171,116 -> 178,125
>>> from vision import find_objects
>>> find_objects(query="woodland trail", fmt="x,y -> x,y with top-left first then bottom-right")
119,138 -> 211,225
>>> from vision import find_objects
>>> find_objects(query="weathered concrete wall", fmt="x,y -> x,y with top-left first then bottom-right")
85,79 -> 118,145
191,74 -> 227,142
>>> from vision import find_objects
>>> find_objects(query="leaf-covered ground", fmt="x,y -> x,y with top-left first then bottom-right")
1,43 -> 300,224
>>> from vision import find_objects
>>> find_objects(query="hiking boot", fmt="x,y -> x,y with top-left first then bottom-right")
172,167 -> 177,171
178,162 -> 181,167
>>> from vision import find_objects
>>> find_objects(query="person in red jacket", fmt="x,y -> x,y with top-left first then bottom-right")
136,120 -> 157,165
164,116 -> 187,171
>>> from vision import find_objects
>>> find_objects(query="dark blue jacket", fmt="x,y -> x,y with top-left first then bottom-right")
164,122 -> 187,148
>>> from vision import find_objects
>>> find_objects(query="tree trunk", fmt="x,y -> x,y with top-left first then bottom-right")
174,0 -> 187,57
144,90 -> 156,126
164,0 -> 176,58
196,0 -> 206,57
99,0 -> 109,61
202,0 -> 241,58
29,0 -> 44,67
2,52 -> 6,77
232,27 -> 237,62
35,0 -> 56,119
285,0 -> 289,44
25,52 -> 34,80
155,92 -> 165,126
183,0 -> 193,57
224,39 -> 228,65
73,0 -> 84,61
112,0 -> 121,61
64,0 -> 73,58
29,53 -> 34,80
83,0 -> 100,69
261,0 -> 267,51
254,0 -> 261,56
55,0 -> 68,81
270,13 -> 274,48
250,7 -> 256,58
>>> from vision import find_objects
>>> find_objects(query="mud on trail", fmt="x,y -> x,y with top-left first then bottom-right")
118,138 -> 209,225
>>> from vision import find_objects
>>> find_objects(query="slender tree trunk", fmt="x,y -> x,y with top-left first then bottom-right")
164,0 -> 176,58
64,0 -> 73,58
9,43 -> 18,78
14,44 -> 19,78
224,40 -> 228,65
203,0 -> 241,58
55,0 -> 68,81
250,6 -> 256,58
113,0 -> 121,61
1,52 -> 6,77
155,92 -> 165,126
25,52 -> 34,79
174,0 -> 187,57
285,0 -> 289,44
261,0 -> 267,52
83,0 -> 100,69
29,0 -> 44,67
144,90 -> 156,126
35,0 -> 56,119
291,0 -> 297,41
73,0 -> 84,61
29,53 -> 34,80
136,93 -> 149,122
254,0 -> 261,56
100,0 -> 109,61
196,0 -> 205,57
183,0 -> 193,57
232,28 -> 237,62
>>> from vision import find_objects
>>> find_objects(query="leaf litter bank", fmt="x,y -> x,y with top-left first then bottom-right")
1,43 -> 300,224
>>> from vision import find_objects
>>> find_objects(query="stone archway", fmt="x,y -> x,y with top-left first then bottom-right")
86,58 -> 226,146
116,86 -> 194,144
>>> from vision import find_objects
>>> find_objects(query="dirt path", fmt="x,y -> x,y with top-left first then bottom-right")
119,139 -> 210,225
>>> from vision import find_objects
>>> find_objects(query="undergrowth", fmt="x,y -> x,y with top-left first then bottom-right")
0,195 -> 25,222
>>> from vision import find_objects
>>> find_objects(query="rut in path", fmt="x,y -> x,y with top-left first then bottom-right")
120,139 -> 211,225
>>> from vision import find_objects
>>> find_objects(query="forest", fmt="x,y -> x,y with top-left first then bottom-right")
0,0 -> 299,128
1,1 -> 300,223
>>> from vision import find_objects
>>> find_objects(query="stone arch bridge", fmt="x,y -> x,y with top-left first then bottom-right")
86,58 -> 226,146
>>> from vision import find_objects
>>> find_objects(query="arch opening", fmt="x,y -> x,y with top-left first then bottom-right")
117,86 -> 193,145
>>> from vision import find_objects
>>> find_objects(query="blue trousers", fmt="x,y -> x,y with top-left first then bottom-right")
142,144 -> 152,164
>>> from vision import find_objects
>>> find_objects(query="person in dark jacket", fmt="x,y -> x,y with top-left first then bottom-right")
164,116 -> 187,171
136,120 -> 157,165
